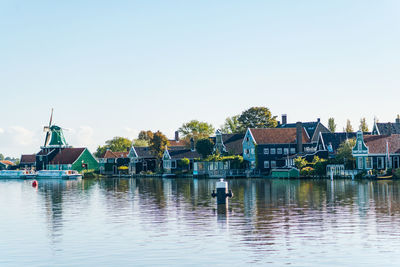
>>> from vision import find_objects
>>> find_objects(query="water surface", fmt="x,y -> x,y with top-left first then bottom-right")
1,178 -> 400,266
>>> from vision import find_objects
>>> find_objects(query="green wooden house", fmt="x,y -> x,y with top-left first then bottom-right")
352,131 -> 400,170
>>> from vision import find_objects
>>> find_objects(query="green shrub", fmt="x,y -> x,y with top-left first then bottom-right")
83,169 -> 97,179
394,169 -> 400,178
300,167 -> 314,176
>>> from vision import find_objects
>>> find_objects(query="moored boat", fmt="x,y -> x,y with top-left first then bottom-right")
0,170 -> 37,179
376,175 -> 393,180
36,170 -> 82,179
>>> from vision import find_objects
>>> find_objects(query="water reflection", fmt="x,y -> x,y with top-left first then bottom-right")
15,178 -> 400,266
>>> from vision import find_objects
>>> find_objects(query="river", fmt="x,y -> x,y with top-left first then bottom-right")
1,178 -> 400,266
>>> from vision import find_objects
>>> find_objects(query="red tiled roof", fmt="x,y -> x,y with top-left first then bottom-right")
250,128 -> 310,144
0,160 -> 15,166
49,148 -> 86,164
364,134 -> 400,154
20,154 -> 36,163
168,140 -> 186,147
101,150 -> 129,159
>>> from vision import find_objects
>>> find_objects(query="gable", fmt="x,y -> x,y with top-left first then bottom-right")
352,132 -> 369,155
242,129 -> 256,145
128,147 -> 138,158
163,149 -> 171,160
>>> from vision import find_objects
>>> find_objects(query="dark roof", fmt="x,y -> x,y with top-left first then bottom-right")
250,128 -> 310,144
20,154 -> 36,164
49,148 -> 86,164
37,150 -> 51,156
320,132 -> 357,153
364,134 -> 400,154
134,147 -> 155,158
278,122 -> 316,137
221,134 -> 244,155
376,123 -> 400,135
278,121 -> 330,142
168,140 -> 186,147
168,149 -> 200,159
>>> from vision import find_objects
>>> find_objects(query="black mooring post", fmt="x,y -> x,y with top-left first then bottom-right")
211,179 -> 233,205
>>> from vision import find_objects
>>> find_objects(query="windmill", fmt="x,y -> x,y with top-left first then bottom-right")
43,108 -> 53,147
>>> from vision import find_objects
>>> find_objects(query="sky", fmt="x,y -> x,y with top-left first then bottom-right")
1,0 -> 399,157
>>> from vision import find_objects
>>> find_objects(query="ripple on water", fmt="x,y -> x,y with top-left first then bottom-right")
1,178 -> 400,266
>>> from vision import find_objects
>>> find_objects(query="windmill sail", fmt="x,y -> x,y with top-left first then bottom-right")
43,108 -> 53,147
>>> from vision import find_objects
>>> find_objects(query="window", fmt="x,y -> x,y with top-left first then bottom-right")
264,148 -> 269,155
290,148 -> 296,154
245,149 -> 249,155
277,148 -> 282,154
163,161 -> 171,169
271,161 -> 277,168
270,148 -> 276,155
246,137 -> 249,142
251,148 -> 255,155
284,148 -> 289,155
264,161 -> 270,168
171,161 -> 176,168
358,141 -> 362,151
358,157 -> 363,169
378,157 -> 384,169
365,157 -> 372,169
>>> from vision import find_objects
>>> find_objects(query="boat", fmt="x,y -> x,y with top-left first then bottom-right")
36,170 -> 82,179
0,170 -> 37,179
376,175 -> 393,180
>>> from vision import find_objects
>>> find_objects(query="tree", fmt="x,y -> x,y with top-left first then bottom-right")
359,118 -> 369,132
138,130 -> 154,141
95,137 -> 132,157
178,120 -> 215,142
0,154 -> 3,160
132,139 -> 149,147
149,131 -> 169,160
195,138 -> 214,158
328,118 -> 336,132
336,138 -> 356,169
311,156 -> 327,176
345,119 -> 353,133
220,115 -> 244,134
178,158 -> 190,171
238,107 -> 278,129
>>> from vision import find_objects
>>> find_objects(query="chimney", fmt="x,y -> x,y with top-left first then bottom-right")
317,118 -> 320,123
282,114 -> 287,125
175,131 -> 179,141
296,122 -> 303,153
190,138 -> 195,151
396,115 -> 400,124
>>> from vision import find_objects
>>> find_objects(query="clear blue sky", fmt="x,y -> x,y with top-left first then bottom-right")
1,0 -> 399,157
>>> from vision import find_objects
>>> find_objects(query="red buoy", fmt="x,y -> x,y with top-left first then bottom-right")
32,180 -> 38,187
